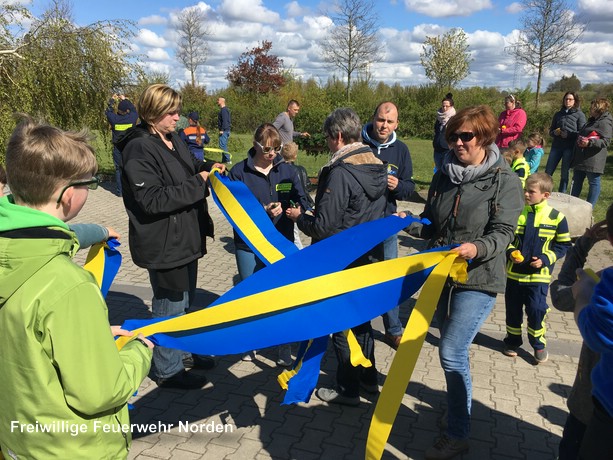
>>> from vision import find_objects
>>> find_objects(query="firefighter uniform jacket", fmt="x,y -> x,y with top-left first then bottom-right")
506,201 -> 571,284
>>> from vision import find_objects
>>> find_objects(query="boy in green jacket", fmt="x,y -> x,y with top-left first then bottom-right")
0,116 -> 153,459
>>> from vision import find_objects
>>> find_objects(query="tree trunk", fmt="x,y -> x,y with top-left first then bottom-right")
535,64 -> 542,109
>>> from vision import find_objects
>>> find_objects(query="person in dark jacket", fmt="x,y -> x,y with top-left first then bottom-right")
228,124 -> 310,366
117,84 -> 225,390
550,219 -> 608,460
402,105 -> 523,459
570,98 -> 613,207
361,101 -> 415,349
433,93 -> 456,172
217,97 -> 231,163
287,107 -> 387,406
106,94 -> 138,196
545,92 -> 587,193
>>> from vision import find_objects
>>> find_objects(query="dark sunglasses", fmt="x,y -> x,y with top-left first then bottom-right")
56,177 -> 99,204
448,132 -> 475,143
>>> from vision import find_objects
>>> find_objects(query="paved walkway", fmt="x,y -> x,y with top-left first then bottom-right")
71,181 -> 612,460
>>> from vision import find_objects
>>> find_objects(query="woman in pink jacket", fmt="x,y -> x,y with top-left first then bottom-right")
496,94 -> 527,148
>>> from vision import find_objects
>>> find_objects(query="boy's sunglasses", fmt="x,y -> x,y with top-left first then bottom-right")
255,141 -> 282,154
56,177 -> 99,204
448,132 -> 475,143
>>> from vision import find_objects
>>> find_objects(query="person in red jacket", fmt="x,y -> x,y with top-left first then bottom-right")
496,94 -> 527,148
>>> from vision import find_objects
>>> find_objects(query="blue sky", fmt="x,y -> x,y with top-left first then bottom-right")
26,0 -> 613,92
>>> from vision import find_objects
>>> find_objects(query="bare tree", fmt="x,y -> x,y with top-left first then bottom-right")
509,0 -> 585,108
175,6 -> 211,87
420,28 -> 472,90
321,0 -> 382,102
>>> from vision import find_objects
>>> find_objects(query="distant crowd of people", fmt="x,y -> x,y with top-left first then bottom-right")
0,85 -> 611,460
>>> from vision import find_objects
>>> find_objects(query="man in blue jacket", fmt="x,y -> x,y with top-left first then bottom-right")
362,102 -> 415,349
106,94 -> 138,196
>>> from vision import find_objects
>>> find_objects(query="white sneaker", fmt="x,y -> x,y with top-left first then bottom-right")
242,350 -> 256,361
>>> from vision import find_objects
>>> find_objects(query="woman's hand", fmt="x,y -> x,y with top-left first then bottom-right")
286,207 -> 301,222
211,163 -> 226,174
451,242 -> 478,260
265,202 -> 282,217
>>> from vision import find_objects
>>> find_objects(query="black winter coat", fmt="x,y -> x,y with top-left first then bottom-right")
117,124 -> 215,269
297,144 -> 387,262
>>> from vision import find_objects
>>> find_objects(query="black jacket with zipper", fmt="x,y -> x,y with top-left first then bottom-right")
116,124 -> 215,269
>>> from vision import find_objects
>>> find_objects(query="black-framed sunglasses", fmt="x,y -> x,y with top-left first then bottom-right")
56,177 -> 99,204
448,132 -> 476,143
255,141 -> 283,154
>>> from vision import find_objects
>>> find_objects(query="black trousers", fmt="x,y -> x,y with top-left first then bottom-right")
331,321 -> 377,398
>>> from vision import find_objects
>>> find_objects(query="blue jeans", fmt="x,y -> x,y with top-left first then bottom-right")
219,131 -> 231,163
148,261 -> 197,379
571,170 -> 601,206
234,247 -> 266,282
435,287 -> 496,440
112,147 -> 123,196
545,144 -> 573,193
381,234 -> 403,336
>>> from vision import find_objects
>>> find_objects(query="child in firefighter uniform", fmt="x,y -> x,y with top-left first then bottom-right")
503,172 -> 571,364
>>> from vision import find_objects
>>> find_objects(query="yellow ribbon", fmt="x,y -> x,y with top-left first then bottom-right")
366,255 -> 467,459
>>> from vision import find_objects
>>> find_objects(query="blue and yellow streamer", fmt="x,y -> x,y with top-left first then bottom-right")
116,171 -> 466,459
83,238 -> 121,298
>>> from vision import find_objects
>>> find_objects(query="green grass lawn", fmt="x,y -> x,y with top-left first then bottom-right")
95,131 -> 612,222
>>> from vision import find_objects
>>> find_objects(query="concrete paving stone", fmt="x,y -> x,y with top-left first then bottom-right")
292,428 -> 330,454
200,443 -> 237,459
223,437 -> 265,460
138,433 -> 189,459
491,396 -> 521,414
165,450 -> 203,460
129,438 -> 157,459
255,433 -> 300,459
241,422 -> 282,444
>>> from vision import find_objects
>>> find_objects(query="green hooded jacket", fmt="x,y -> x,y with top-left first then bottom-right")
0,196 -> 152,459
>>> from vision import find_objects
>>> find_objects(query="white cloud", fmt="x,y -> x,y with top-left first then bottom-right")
137,29 -> 168,47
146,48 -> 171,61
403,0 -> 493,18
123,0 -> 613,92
286,1 -> 311,17
138,15 -> 167,26
505,2 -> 523,14
218,0 -> 281,23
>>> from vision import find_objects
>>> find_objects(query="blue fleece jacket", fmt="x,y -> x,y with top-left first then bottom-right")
578,267 -> 613,418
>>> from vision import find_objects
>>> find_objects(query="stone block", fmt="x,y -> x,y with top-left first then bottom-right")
548,193 -> 593,237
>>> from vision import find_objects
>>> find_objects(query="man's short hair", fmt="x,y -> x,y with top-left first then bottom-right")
6,115 -> 97,206
287,100 -> 300,109
526,172 -> 554,194
138,84 -> 181,126
323,108 -> 361,144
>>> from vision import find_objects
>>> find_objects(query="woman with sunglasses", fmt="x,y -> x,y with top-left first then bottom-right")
403,105 -> 523,459
228,123 -> 310,365
495,94 -> 527,148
